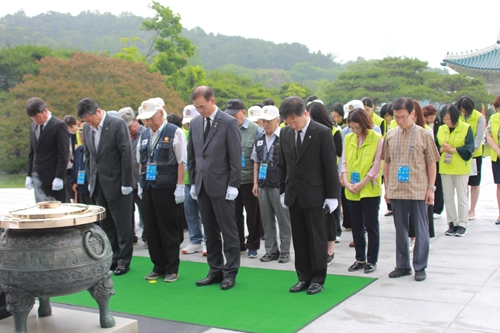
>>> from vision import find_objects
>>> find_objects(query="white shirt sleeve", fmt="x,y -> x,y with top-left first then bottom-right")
173,128 -> 187,164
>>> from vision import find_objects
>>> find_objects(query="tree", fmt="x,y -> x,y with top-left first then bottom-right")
0,52 -> 184,173
142,1 -> 195,79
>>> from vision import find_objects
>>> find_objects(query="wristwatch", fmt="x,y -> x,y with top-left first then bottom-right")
428,185 -> 436,191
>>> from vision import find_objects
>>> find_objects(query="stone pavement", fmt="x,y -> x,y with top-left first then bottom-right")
0,158 -> 499,333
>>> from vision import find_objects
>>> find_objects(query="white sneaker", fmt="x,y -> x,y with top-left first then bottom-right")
182,243 -> 203,254
409,239 -> 415,252
433,213 -> 441,219
335,236 -> 341,243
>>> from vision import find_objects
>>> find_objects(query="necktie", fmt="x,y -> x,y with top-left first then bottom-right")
37,124 -> 44,140
296,130 -> 302,154
204,117 -> 211,142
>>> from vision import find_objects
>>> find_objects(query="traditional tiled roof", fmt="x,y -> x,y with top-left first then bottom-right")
442,41 -> 500,71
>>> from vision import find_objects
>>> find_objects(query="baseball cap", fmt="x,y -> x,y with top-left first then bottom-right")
343,100 -> 364,119
138,98 -> 164,120
248,106 -> 262,122
225,99 -> 245,115
182,105 -> 200,124
118,107 -> 135,126
259,105 -> 279,121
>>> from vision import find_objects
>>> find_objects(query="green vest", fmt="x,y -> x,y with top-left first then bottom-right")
490,113 -> 500,162
460,109 -> 483,158
371,112 -> 386,136
436,121 -> 472,175
183,128 -> 190,185
344,130 -> 383,201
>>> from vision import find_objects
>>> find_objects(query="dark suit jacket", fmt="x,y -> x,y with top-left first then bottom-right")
279,119 -> 339,209
27,115 -> 70,187
84,113 -> 133,200
187,109 -> 242,198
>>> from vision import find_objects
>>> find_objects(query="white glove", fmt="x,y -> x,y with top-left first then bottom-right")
121,186 -> 133,196
137,183 -> 143,199
280,193 -> 287,209
190,185 -> 197,201
174,184 -> 185,204
25,176 -> 33,190
323,198 -> 338,214
52,177 -> 64,191
225,186 -> 238,201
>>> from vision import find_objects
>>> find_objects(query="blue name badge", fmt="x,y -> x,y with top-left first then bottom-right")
397,165 -> 410,182
258,163 -> 268,180
241,153 -> 246,167
77,170 -> 86,185
350,171 -> 361,184
146,163 -> 157,181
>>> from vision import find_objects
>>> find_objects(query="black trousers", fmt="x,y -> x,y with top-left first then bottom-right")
289,201 -> 327,285
93,179 -> 134,268
36,184 -> 66,203
143,187 -> 180,275
133,188 -> 146,241
409,204 -> 435,238
434,162 -> 444,214
198,185 -> 240,279
235,183 -> 262,251
346,196 -> 380,264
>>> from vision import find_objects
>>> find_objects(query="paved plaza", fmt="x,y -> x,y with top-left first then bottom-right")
0,158 -> 499,333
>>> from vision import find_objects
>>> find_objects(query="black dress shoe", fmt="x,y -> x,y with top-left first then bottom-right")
110,262 -> 118,271
348,261 -> 366,272
289,281 -> 310,293
306,283 -> 323,295
195,274 -> 223,286
221,277 -> 235,290
114,265 -> 129,276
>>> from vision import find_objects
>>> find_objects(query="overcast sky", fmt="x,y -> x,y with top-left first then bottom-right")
2,0 -> 500,68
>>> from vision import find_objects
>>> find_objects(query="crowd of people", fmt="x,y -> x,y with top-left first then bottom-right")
25,88 -> 500,294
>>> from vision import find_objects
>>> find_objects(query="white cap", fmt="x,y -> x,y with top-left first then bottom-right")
343,100 -> 364,119
137,98 -> 164,120
182,105 -> 200,124
248,106 -> 262,122
259,105 -> 280,121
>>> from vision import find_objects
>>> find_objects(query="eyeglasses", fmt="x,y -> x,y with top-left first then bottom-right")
394,114 -> 411,121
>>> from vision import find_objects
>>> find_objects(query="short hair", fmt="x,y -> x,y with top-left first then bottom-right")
262,98 -> 275,106
455,96 -> 475,117
379,103 -> 393,118
347,108 -> 373,135
494,95 -> 500,109
26,97 -> 47,117
167,113 -> 183,128
440,104 -> 460,126
279,96 -> 305,119
422,104 -> 438,117
393,97 -> 414,114
191,86 -> 214,102
330,102 -> 344,117
361,97 -> 374,108
252,102 -> 264,108
413,100 -> 425,128
64,115 -> 78,126
307,102 -> 333,129
77,98 -> 100,118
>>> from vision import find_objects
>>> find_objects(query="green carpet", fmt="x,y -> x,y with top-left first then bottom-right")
53,257 -> 374,333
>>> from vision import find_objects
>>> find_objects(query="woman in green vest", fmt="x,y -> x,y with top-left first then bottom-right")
436,104 -> 475,237
455,96 -> 485,221
486,95 -> 500,225
342,109 -> 383,274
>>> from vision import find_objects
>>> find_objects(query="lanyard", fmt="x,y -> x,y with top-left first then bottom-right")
262,136 -> 276,163
397,125 -> 416,165
147,125 -> 168,163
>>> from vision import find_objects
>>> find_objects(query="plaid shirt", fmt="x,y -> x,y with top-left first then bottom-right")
382,124 -> 440,200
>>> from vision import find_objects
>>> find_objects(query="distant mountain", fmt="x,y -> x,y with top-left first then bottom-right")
0,10 -> 348,88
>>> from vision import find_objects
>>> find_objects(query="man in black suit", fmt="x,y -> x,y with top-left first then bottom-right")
26,97 -> 70,203
77,98 -> 134,276
188,86 -> 242,290
278,96 -> 339,295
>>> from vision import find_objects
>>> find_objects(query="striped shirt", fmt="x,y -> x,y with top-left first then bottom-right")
382,124 -> 440,200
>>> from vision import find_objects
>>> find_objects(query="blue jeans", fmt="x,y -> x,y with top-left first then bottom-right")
184,184 -> 205,244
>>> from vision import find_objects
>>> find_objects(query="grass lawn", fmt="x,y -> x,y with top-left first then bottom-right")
0,174 -> 25,188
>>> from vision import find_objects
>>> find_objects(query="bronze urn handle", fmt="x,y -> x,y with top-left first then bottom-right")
84,228 -> 109,260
